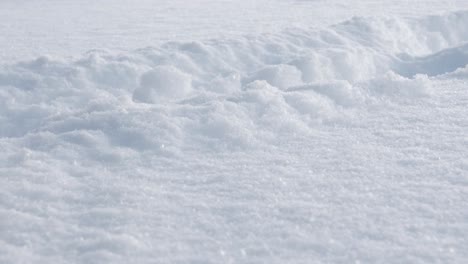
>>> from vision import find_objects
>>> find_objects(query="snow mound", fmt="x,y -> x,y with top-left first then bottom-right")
2,11 -> 467,148
248,64 -> 303,90
133,66 -> 192,103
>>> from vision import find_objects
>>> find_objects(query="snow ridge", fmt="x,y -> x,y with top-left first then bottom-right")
2,11 -> 467,149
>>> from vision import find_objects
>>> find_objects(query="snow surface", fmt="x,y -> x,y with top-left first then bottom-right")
1,1 -> 468,263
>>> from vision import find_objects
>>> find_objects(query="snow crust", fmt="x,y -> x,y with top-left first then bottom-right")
1,4 -> 468,264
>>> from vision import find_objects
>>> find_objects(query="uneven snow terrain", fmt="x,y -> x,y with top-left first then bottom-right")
1,1 -> 468,263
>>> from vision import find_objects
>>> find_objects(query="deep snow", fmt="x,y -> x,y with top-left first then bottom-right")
1,0 -> 468,61
1,1 -> 468,263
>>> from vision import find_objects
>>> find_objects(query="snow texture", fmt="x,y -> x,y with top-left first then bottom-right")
1,1 -> 468,263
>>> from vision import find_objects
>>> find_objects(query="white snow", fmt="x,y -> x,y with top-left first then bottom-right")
133,66 -> 193,103
1,1 -> 468,263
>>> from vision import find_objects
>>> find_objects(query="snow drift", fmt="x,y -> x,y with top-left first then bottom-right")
2,11 -> 467,149
1,9 -> 468,264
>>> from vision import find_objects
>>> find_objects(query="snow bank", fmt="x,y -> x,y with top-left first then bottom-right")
1,11 -> 467,151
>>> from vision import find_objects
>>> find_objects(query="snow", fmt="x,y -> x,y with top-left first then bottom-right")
1,1 -> 468,263
133,66 -> 193,103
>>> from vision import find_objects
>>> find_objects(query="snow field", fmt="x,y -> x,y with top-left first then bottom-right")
1,8 -> 468,264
